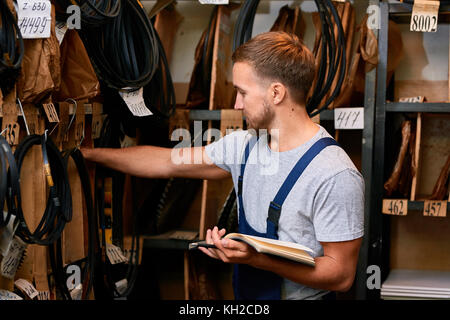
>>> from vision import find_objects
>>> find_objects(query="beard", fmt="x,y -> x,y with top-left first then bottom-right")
245,100 -> 275,131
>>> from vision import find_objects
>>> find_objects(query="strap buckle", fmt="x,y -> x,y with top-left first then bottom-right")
238,176 -> 243,196
267,201 -> 281,227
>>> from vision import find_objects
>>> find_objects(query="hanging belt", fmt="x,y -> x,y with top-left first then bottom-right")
14,134 -> 72,245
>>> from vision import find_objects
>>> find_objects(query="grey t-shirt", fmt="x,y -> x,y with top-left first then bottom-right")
205,125 -> 365,300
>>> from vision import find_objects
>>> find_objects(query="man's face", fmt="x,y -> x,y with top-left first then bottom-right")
232,62 -> 275,131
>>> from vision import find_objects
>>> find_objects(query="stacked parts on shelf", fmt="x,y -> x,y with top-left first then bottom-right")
381,269 -> 450,300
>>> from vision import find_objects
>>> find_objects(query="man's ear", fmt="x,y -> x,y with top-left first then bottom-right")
270,83 -> 287,105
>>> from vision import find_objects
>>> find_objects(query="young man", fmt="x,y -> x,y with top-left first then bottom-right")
81,31 -> 364,300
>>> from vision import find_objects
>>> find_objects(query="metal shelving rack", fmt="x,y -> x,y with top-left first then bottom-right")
141,1 -> 383,301
366,1 -> 450,300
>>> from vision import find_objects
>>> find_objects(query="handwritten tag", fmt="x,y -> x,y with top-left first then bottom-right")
423,200 -> 447,217
42,103 -> 59,123
37,291 -> 50,300
382,199 -> 408,216
410,0 -> 439,33
17,0 -> 51,39
399,96 -> 425,103
334,107 -> 364,129
70,284 -> 83,300
0,289 -> 23,300
15,279 -> 39,299
2,119 -> 20,146
0,211 -> 19,257
1,236 -> 27,279
115,278 -> 128,296
55,21 -> 68,45
106,243 -> 128,265
198,0 -> 229,4
119,88 -> 152,117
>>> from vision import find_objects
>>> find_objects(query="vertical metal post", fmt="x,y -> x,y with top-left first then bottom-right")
367,0 -> 389,300
355,0 -> 380,301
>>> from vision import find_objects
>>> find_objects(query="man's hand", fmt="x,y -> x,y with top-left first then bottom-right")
198,226 -> 258,265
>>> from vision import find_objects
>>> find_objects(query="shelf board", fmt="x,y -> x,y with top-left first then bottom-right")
188,109 -> 334,121
389,2 -> 450,14
386,102 -> 450,113
142,230 -> 200,250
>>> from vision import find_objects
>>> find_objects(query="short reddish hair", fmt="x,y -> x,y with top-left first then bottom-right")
232,31 -> 316,105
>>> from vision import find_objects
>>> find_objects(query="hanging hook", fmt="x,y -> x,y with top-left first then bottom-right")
44,129 -> 48,142
76,129 -> 85,151
0,127 -> 8,136
65,98 -> 77,136
17,98 -> 30,136
48,121 -> 59,137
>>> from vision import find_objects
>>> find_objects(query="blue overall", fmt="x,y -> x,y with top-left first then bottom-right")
233,136 -> 339,300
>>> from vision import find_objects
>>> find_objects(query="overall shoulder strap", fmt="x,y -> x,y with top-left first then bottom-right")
268,137 -> 340,226
238,135 -> 259,196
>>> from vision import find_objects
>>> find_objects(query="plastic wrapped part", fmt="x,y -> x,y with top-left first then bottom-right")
78,0 -> 159,91
185,6 -> 218,109
428,155 -> 450,200
0,0 -> 24,97
384,120 -> 412,196
16,4 -> 60,104
54,30 -> 100,102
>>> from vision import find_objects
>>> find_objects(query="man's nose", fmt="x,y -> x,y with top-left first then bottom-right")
234,96 -> 243,110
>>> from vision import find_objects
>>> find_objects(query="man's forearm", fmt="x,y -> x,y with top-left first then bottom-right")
250,253 -> 354,292
81,146 -> 173,179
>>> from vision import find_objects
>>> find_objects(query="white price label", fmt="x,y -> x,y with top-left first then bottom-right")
55,22 -> 68,45
119,87 -> 152,117
1,236 -> 27,279
15,279 -> 39,299
0,289 -> 23,300
106,243 -> 128,265
199,0 -> 229,4
410,0 -> 439,33
0,211 -> 19,257
115,278 -> 128,296
334,107 -> 364,130
17,0 -> 51,39
399,96 -> 424,103
70,284 -> 83,300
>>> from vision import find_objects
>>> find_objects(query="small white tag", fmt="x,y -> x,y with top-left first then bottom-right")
399,96 -> 424,103
115,278 -> 128,295
120,135 -> 137,148
106,243 -> 128,265
198,0 -> 229,4
334,107 -> 364,130
17,0 -> 51,39
0,211 -> 19,257
119,88 -> 152,117
0,289 -> 23,300
1,236 -> 27,280
15,279 -> 39,299
410,0 -> 439,33
37,291 -> 50,300
55,22 -> 68,45
70,283 -> 83,300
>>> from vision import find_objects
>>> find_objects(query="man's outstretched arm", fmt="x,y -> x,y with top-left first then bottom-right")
81,146 -> 230,180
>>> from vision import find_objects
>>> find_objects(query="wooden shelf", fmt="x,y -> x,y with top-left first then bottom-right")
142,230 -> 200,250
187,108 -> 334,121
386,102 -> 450,113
